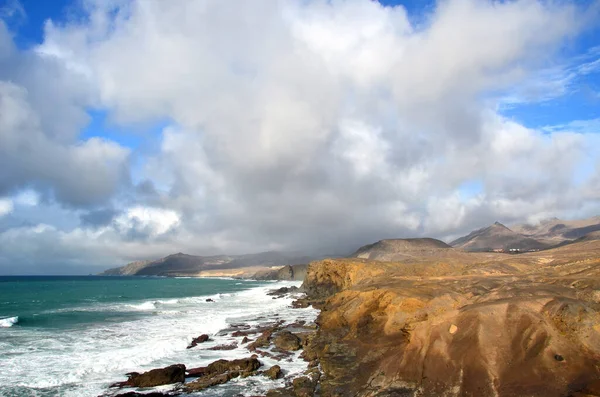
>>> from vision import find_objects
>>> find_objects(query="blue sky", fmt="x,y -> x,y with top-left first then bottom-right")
0,0 -> 599,273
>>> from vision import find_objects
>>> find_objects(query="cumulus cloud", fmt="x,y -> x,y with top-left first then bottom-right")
0,21 -> 131,207
1,0 -> 600,273
0,198 -> 13,217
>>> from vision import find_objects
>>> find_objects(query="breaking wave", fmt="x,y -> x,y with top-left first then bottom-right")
0,316 -> 18,328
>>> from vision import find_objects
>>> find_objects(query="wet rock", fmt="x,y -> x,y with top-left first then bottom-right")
292,374 -> 319,397
186,366 -> 206,377
273,331 -> 302,351
206,357 -> 261,374
205,298 -> 214,302
113,392 -> 176,397
291,299 -> 310,309
187,334 -> 210,349
232,330 -> 251,337
185,373 -> 233,391
110,364 -> 186,388
247,329 -> 275,351
262,365 -> 283,380
242,336 -> 251,344
206,342 -> 238,351
267,286 -> 299,297
266,389 -> 295,397
184,357 -> 262,392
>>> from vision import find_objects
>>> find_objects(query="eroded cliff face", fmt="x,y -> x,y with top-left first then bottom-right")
302,244 -> 600,397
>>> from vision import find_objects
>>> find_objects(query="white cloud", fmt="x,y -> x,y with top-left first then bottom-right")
0,198 -> 13,217
1,0 -> 600,272
113,206 -> 180,238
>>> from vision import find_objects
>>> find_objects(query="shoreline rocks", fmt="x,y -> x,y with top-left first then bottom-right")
106,285 -> 319,397
184,357 -> 262,392
186,334 -> 210,349
110,364 -> 186,388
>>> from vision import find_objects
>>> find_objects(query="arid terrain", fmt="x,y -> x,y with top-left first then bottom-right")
298,237 -> 600,396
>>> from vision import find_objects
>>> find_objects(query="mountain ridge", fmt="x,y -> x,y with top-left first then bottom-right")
99,251 -> 317,278
451,216 -> 600,252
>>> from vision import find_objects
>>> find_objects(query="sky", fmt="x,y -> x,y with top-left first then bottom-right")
0,0 -> 599,274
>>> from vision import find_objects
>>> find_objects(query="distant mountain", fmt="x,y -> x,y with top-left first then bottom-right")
450,222 -> 549,252
352,238 -> 452,261
100,251 -> 316,277
511,216 -> 600,243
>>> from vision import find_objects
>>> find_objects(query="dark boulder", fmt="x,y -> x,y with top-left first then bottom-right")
206,343 -> 237,351
267,286 -> 299,296
273,331 -> 302,351
187,334 -> 210,349
186,366 -> 206,377
262,365 -> 283,380
114,393 -> 175,397
206,357 -> 261,374
184,357 -> 262,392
185,373 -> 233,392
110,364 -> 186,388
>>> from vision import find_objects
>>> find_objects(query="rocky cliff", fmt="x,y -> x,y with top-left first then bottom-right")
301,240 -> 600,397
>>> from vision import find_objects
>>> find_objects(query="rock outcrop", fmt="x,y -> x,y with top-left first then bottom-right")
273,331 -> 302,351
302,240 -> 600,397
184,357 -> 262,392
110,364 -> 186,388
187,334 -> 209,348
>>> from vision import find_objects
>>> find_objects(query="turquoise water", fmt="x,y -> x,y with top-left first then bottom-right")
0,276 -> 314,397
0,276 -> 264,329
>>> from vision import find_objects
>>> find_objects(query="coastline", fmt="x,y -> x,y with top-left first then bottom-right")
98,280 -> 322,397
294,255 -> 600,397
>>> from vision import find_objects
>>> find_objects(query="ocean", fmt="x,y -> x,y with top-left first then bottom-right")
0,276 -> 317,396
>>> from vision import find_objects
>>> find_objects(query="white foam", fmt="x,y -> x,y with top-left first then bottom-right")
0,280 -> 317,397
129,301 -> 157,311
0,316 -> 18,328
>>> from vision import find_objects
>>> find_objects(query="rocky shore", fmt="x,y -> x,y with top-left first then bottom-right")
101,238 -> 600,397
101,286 -> 321,397
298,240 -> 600,397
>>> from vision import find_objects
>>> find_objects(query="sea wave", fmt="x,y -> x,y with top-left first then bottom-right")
128,301 -> 157,311
0,316 -> 18,328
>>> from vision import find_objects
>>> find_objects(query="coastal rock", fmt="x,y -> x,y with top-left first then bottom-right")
273,331 -> 302,351
205,298 -> 214,302
267,286 -> 299,297
206,342 -> 238,351
185,373 -> 233,391
262,365 -> 283,380
247,328 -> 276,351
113,392 -> 176,397
302,242 -> 600,397
110,364 -> 186,388
186,366 -> 206,377
291,299 -> 310,309
187,334 -> 209,349
206,357 -> 261,374
184,357 -> 262,392
292,375 -> 319,397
